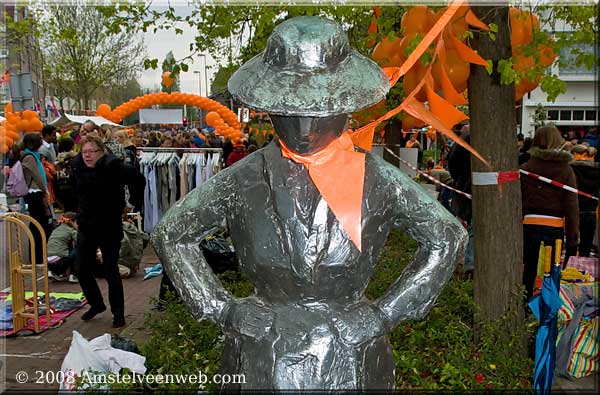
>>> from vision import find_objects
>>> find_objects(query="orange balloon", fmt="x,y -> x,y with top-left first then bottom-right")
162,71 -> 174,88
205,111 -> 221,127
22,110 -> 37,120
510,8 -> 538,49
372,36 -> 402,67
33,119 -> 44,132
6,113 -> 18,123
442,49 -> 470,93
96,103 -> 111,117
401,5 -> 435,35
513,50 -> 534,73
539,44 -> 556,67
397,32 -> 424,66
16,119 -> 29,132
403,61 -> 428,101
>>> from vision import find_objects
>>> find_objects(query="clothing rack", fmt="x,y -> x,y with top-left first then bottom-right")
139,147 -> 222,233
138,147 -> 223,153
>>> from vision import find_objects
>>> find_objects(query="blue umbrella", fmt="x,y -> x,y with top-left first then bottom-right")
528,242 -> 563,394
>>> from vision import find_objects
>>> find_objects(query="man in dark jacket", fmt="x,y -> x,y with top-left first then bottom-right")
570,145 -> 600,256
72,134 -> 145,328
448,124 -> 473,273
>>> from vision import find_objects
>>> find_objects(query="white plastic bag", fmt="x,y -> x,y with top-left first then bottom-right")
59,331 -> 109,390
89,333 -> 146,375
60,331 -> 147,391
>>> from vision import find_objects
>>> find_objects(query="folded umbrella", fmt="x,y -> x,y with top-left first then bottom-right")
529,240 -> 563,394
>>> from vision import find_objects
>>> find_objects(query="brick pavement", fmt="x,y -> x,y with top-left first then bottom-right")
1,247 -> 161,392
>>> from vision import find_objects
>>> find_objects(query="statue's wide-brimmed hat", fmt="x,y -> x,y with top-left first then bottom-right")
228,16 -> 390,117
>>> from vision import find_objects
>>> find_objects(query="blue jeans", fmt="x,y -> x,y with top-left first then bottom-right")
49,248 -> 76,275
464,222 -> 474,272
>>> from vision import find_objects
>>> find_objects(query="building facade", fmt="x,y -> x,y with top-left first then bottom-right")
0,3 -> 45,116
521,31 -> 598,138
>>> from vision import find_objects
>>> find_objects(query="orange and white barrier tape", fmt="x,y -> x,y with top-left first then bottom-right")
472,171 -> 520,186
383,147 -> 472,199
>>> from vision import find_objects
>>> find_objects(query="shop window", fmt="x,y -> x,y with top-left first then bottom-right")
572,110 -> 584,120
547,110 -> 559,120
560,110 -> 571,120
585,110 -> 596,121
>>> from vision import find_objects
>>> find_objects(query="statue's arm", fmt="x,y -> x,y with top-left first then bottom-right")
373,159 -> 468,327
151,172 -> 235,324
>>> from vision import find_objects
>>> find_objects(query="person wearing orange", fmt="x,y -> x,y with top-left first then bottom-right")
152,16 -> 467,390
521,126 -> 579,299
405,132 -> 421,149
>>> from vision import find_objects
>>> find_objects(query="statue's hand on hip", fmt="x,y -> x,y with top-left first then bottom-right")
332,302 -> 391,346
221,297 -> 274,341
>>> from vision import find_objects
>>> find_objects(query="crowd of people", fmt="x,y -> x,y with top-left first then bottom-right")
3,119 -> 276,328
3,116 -> 599,327
421,124 -> 599,298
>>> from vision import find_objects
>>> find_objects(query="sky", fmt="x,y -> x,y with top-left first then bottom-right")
137,6 -> 218,97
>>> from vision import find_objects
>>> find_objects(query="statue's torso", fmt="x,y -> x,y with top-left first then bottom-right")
227,143 -> 395,306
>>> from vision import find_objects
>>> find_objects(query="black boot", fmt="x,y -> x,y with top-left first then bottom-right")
81,305 -> 106,321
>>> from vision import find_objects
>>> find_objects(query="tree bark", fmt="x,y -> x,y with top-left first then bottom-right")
468,5 -> 524,341
383,120 -> 402,167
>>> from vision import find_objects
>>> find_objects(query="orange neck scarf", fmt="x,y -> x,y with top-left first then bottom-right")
280,132 -> 365,252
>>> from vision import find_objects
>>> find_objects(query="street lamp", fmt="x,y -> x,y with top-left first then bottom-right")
193,70 -> 203,129
198,53 -> 209,97
193,70 -> 202,96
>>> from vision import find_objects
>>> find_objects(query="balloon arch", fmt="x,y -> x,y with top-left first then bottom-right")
96,92 -> 242,141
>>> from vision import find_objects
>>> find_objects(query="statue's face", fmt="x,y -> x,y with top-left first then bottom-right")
270,114 -> 348,155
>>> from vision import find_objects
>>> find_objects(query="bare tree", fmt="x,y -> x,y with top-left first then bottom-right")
39,3 -> 145,110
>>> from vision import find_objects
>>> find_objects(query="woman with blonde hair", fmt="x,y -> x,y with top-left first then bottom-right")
521,125 -> 579,299
71,133 -> 145,328
570,144 -> 600,256
114,130 -> 138,169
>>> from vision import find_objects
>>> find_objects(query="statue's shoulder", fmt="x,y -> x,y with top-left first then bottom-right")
363,149 -> 414,187
219,143 -> 279,181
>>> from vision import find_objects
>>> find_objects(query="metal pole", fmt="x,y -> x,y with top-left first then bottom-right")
194,70 -> 204,129
199,54 -> 208,97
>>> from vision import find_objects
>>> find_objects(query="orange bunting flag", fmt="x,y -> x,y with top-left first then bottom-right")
373,6 -> 381,18
368,19 -> 378,35
280,133 -> 365,251
437,52 -> 469,105
448,33 -> 489,66
382,67 -> 402,87
425,85 -> 469,129
398,0 -> 465,78
349,125 -> 376,152
403,97 -> 491,169
465,9 -> 490,31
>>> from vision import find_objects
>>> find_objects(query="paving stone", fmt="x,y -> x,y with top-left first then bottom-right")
2,247 -> 161,391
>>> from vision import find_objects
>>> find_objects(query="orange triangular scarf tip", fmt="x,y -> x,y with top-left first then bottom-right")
280,133 -> 364,251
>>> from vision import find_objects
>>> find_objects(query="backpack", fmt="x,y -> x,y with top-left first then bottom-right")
55,156 -> 75,187
6,161 -> 29,197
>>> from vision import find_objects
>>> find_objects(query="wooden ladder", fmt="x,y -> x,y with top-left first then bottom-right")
1,213 -> 51,333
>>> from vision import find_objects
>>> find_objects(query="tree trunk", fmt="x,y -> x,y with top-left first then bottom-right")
383,120 -> 402,167
468,5 -> 524,343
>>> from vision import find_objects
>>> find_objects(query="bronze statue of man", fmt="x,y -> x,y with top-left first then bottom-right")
151,16 -> 467,390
